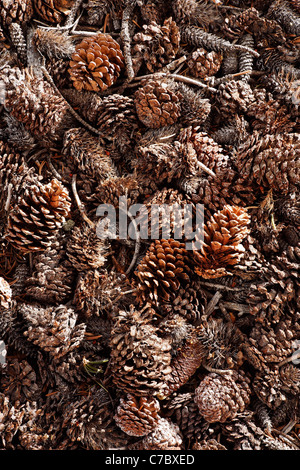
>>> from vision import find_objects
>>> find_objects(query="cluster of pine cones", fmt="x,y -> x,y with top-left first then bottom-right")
0,0 -> 299,451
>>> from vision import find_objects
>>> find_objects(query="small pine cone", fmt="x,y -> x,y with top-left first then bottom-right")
0,358 -> 38,403
197,318 -> 245,370
24,233 -> 75,304
66,223 -> 108,272
221,410 -> 266,450
134,79 -> 182,129
0,277 -> 12,309
252,369 -> 288,409
279,364 -> 300,396
33,0 -> 72,24
114,394 -> 160,437
2,66 -> 75,146
68,33 -> 124,92
187,48 -> 223,79
5,179 -> 71,254
62,127 -> 118,181
132,17 -> 180,73
215,80 -> 256,119
165,334 -> 205,395
134,239 -> 192,305
131,417 -> 183,450
233,132 -> 300,196
193,205 -> 250,279
107,306 -> 172,397
162,280 -> 207,323
194,371 -> 251,423
135,142 -> 181,184
21,303 -> 86,359
0,0 -> 33,28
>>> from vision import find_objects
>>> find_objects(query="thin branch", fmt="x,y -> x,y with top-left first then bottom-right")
71,174 -> 95,228
120,1 -> 136,82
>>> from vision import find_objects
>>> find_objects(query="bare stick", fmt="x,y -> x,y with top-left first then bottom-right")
64,0 -> 84,29
71,174 -> 95,227
4,184 -> 13,212
202,363 -> 234,376
205,290 -> 223,317
121,1 -> 135,82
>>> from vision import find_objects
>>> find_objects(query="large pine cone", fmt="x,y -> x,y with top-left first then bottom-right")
107,306 -> 172,397
5,179 -> 71,254
194,371 -> 251,422
114,394 -> 160,437
135,239 -> 192,305
68,33 -> 124,92
193,205 -> 250,279
132,17 -> 180,73
134,79 -> 182,129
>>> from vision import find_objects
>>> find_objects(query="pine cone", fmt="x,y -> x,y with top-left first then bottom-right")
233,131 -> 300,196
20,303 -> 86,359
132,17 -> 180,73
2,66 -> 75,146
107,306 -> 172,397
32,27 -> 75,60
134,79 -> 182,128
24,233 -> 75,304
194,371 -> 251,422
0,358 -> 38,403
33,0 -> 72,24
114,394 -> 160,437
134,239 -> 192,305
162,280 -> 207,323
0,0 -> 33,28
130,417 -> 183,450
5,179 -> 71,254
66,223 -> 108,272
192,439 -> 227,450
215,80 -> 256,120
193,205 -> 250,279
197,318 -> 245,370
0,277 -> 12,309
68,33 -> 124,92
187,48 -> 223,79
279,364 -> 300,396
252,369 -> 288,409
134,142 -> 181,184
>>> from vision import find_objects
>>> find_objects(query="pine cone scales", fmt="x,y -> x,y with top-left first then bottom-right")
135,239 -> 192,304
135,79 -> 182,128
5,179 -> 71,253
194,371 -> 251,423
0,0 -> 33,27
114,394 -> 160,437
68,33 -> 124,92
193,205 -> 250,279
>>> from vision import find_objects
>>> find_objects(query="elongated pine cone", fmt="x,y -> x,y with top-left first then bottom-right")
114,394 -> 160,437
193,205 -> 250,279
134,79 -> 182,128
5,179 -> 71,253
194,371 -> 251,422
68,33 -> 124,92
132,17 -> 180,73
135,239 -> 192,304
107,306 -> 172,397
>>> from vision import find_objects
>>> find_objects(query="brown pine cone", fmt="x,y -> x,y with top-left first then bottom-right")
134,79 -> 182,129
192,439 -> 227,450
193,205 -> 250,279
134,142 -> 181,185
194,371 -> 251,422
66,223 -> 108,272
161,280 -> 207,323
107,306 -> 172,397
68,33 -> 124,92
252,369 -> 288,409
279,364 -> 300,396
2,66 -> 75,146
5,179 -> 71,254
233,131 -> 300,196
20,303 -> 86,359
130,417 -> 183,450
33,0 -> 72,24
197,318 -> 245,370
132,17 -> 180,73
0,358 -> 38,403
114,394 -> 160,437
24,232 -> 75,305
134,239 -> 192,305
215,80 -> 256,120
0,0 -> 33,27
0,276 -> 12,309
187,48 -> 223,79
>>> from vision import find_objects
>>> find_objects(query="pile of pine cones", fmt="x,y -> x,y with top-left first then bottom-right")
0,0 -> 299,451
